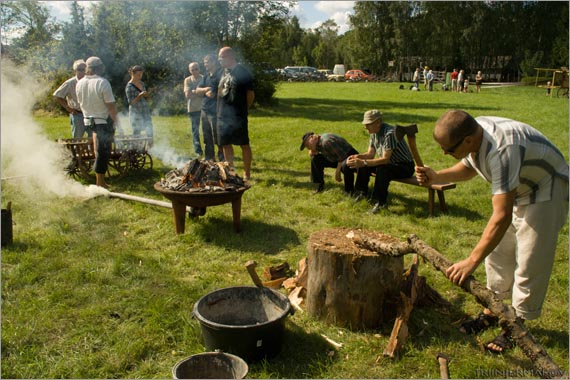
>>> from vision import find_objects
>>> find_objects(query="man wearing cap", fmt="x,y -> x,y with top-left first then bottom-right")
53,59 -> 90,139
300,132 -> 359,194
76,56 -> 119,188
347,110 -> 415,213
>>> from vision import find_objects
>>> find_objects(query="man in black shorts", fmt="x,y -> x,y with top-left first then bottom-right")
217,46 -> 254,181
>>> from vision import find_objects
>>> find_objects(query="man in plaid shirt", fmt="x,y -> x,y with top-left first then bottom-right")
300,132 -> 359,194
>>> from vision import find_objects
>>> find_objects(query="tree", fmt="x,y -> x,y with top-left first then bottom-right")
0,1 -> 59,70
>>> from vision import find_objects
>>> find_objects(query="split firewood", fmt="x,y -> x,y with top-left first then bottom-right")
262,277 -> 287,289
348,230 -> 563,379
283,277 -> 298,291
263,262 -> 290,281
295,257 -> 308,289
288,286 -> 306,312
383,255 -> 420,358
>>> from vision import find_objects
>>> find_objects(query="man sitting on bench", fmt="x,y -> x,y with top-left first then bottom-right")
347,109 -> 415,214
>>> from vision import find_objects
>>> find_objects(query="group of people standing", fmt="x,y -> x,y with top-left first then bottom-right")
450,68 -> 483,93
411,67 -> 483,93
53,46 -> 255,188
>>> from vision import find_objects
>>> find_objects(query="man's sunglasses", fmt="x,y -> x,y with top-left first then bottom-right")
443,135 -> 467,154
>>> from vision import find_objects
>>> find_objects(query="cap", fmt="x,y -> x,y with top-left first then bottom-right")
299,132 -> 314,150
86,56 -> 104,68
362,110 -> 382,125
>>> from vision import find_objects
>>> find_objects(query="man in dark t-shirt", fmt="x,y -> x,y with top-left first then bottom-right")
217,46 -> 254,181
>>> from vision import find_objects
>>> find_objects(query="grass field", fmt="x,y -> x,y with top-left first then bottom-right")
1,82 -> 568,378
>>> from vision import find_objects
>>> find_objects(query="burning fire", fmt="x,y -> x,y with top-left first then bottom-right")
160,159 -> 246,192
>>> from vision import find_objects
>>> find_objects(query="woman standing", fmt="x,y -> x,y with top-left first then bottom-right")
475,71 -> 483,93
126,65 -> 153,139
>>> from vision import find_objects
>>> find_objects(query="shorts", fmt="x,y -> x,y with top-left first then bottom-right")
218,116 -> 249,146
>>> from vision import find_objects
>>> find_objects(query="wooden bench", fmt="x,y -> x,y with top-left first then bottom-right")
393,124 -> 456,216
393,176 -> 456,216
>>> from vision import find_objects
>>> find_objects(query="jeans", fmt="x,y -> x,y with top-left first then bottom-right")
71,113 -> 90,139
189,111 -> 202,155
92,123 -> 114,174
201,111 -> 224,161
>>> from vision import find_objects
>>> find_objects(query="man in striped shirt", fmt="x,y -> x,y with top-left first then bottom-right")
416,110 -> 568,353
348,109 -> 415,214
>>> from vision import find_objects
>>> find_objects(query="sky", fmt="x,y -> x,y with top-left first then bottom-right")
42,1 -> 355,35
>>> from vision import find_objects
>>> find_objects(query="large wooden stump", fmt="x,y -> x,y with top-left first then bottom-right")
306,228 -> 404,329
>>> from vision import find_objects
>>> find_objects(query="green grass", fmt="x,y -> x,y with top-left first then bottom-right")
2,82 -> 568,378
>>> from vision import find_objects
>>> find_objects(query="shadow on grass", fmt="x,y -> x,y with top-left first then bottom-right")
248,321 -> 338,378
189,217 -> 301,254
388,191 -> 484,220
255,97 -> 501,124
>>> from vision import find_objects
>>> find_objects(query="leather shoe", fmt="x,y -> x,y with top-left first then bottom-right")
313,183 -> 324,194
369,202 -> 386,214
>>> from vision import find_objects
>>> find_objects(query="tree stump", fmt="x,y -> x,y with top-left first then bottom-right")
306,228 -> 404,330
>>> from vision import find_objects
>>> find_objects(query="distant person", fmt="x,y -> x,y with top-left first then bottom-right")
184,62 -> 204,157
416,110 -> 568,354
423,66 -> 429,90
463,76 -> 469,93
53,59 -> 90,139
475,71 -> 483,93
458,70 -> 465,92
196,54 -> 224,161
450,68 -> 459,92
125,65 -> 153,139
217,46 -> 254,181
427,70 -> 434,91
412,68 -> 421,89
347,109 -> 415,214
76,56 -> 119,188
299,132 -> 359,194
546,81 -> 551,96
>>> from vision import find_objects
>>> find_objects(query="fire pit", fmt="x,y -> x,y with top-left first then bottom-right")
154,182 -> 249,233
154,159 -> 250,234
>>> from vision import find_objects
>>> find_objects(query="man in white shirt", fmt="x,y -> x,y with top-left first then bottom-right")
76,56 -> 119,188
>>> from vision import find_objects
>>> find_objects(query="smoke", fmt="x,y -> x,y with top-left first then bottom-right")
1,59 -> 101,199
148,138 -> 190,170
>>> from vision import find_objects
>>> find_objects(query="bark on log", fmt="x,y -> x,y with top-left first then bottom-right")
350,230 -> 563,378
306,228 -> 404,329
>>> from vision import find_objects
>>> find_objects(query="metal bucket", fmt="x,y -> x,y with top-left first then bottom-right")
1,202 -> 13,246
172,352 -> 248,379
193,286 -> 293,362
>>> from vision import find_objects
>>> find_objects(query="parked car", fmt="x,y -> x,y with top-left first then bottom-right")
345,69 -> 376,82
328,64 -> 346,81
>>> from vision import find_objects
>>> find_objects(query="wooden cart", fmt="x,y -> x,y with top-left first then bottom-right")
58,136 -> 153,180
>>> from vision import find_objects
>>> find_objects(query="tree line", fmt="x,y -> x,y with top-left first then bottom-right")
1,1 -> 568,115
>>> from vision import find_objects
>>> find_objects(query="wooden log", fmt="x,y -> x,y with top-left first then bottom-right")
306,228 -> 404,330
349,230 -> 563,378
383,255 -> 421,358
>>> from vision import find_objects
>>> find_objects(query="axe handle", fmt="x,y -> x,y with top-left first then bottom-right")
245,260 -> 264,287
407,135 -> 424,168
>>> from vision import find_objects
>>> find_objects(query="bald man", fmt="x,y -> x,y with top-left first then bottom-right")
416,110 -> 568,353
217,46 -> 254,181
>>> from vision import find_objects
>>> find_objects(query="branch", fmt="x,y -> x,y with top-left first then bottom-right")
349,230 -> 564,378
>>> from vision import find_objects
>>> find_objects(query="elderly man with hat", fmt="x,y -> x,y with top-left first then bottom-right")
300,132 -> 359,194
347,109 -> 415,213
76,56 -> 120,188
